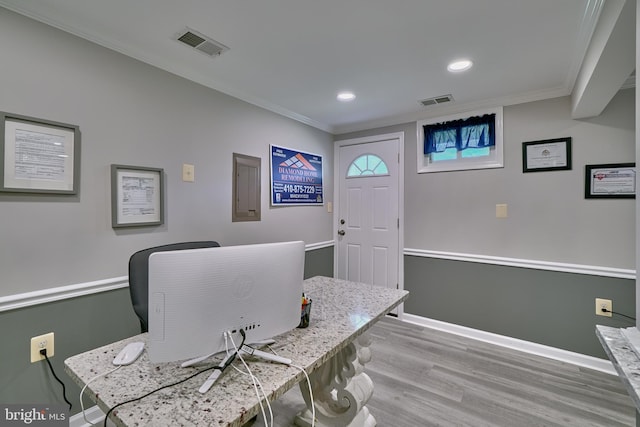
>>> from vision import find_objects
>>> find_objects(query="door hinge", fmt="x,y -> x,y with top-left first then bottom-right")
397,218 -> 400,229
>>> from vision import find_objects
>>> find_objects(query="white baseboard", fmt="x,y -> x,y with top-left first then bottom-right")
401,313 -> 616,375
69,406 -> 115,427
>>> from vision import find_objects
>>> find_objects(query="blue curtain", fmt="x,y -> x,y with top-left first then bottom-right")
424,113 -> 495,154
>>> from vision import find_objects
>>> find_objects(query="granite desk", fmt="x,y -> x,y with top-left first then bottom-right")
596,325 -> 640,418
65,276 -> 409,427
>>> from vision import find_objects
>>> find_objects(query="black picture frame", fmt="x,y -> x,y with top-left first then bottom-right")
585,163 -> 635,199
522,137 -> 572,173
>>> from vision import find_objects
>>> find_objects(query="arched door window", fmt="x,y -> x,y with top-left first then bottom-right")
347,154 -> 389,177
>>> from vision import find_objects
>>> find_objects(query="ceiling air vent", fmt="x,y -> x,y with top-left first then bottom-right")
419,94 -> 454,107
175,28 -> 229,57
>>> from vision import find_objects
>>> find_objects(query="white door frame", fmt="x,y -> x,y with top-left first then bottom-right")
333,132 -> 405,314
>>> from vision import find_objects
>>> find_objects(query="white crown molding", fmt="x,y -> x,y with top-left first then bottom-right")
0,3 -> 333,134
401,313 -> 615,375
332,86 -> 570,135
2,2 -> 601,137
404,248 -> 635,280
331,1 -> 606,135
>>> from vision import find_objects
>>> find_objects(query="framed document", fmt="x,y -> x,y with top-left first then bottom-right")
522,137 -> 571,173
111,164 -> 164,228
1,112 -> 80,194
585,163 -> 635,199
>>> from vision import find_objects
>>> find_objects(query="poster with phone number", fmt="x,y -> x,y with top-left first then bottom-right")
270,145 -> 323,206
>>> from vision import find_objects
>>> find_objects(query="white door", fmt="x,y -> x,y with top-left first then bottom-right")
335,134 -> 403,291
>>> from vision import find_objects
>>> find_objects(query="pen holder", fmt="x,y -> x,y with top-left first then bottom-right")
298,300 -> 312,328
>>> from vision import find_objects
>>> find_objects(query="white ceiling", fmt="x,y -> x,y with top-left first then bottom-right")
0,0 -> 630,134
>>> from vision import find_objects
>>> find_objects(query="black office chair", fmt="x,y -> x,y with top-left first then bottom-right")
128,241 -> 220,333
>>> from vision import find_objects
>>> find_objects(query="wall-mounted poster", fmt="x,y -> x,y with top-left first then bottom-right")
270,145 -> 323,206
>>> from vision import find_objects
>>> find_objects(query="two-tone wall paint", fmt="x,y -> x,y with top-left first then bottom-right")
0,8 -> 335,299
0,3 -> 636,415
0,8 -> 335,413
0,247 -> 333,412
338,89 -> 635,361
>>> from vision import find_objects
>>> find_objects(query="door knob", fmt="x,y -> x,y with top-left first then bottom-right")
337,230 -> 346,236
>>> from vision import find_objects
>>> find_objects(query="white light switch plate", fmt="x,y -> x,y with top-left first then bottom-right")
182,164 -> 195,182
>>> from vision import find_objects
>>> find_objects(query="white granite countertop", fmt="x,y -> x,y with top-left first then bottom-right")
65,276 -> 409,427
596,325 -> 640,411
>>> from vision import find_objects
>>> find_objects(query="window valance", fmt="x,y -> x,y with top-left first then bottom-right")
423,113 -> 496,154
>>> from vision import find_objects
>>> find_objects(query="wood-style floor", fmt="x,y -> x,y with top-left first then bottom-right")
251,316 -> 635,427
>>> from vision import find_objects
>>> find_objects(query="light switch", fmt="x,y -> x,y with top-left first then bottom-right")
496,204 -> 508,218
182,164 -> 195,182
327,202 -> 333,213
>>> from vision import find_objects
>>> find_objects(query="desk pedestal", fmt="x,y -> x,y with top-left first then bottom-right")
295,333 -> 376,427
64,277 -> 409,427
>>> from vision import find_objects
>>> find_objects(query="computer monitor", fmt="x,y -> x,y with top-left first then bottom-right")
147,240 -> 305,363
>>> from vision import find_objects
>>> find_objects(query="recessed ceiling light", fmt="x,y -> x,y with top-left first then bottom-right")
337,92 -> 356,102
447,59 -> 473,72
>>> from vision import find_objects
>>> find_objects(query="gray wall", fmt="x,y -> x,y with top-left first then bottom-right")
0,8 -> 336,415
405,257 -> 634,359
0,289 -> 140,409
304,246 -> 334,279
338,89 -> 636,358
0,249 -> 332,413
0,8 -> 334,298
0,4 -> 635,413
341,90 -> 635,268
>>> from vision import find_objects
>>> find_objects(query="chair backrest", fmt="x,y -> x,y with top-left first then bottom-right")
128,241 -> 220,333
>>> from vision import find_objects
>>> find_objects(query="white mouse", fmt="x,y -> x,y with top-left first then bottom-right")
113,342 -> 145,366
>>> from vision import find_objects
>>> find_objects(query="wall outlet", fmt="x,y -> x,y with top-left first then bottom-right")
30,332 -> 54,363
595,298 -> 612,317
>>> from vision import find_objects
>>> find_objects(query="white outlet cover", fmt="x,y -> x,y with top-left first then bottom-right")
30,332 -> 54,362
595,298 -> 612,317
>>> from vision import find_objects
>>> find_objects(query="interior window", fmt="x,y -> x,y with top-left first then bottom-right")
347,154 -> 389,177
417,107 -> 503,173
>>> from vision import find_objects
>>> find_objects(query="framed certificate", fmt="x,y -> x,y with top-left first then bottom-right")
522,137 -> 571,173
111,164 -> 164,227
585,163 -> 635,199
1,112 -> 80,194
